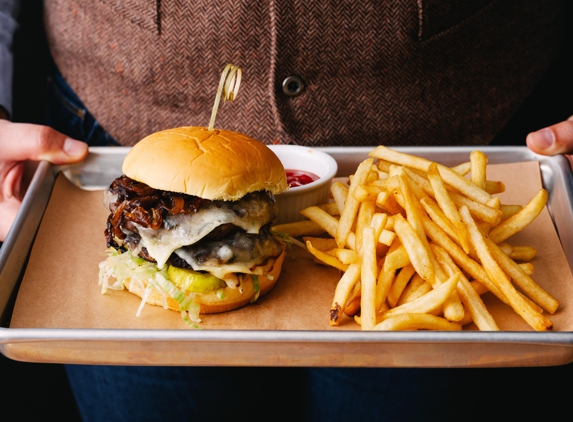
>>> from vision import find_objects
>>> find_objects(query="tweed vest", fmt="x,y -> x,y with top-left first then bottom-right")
44,0 -> 566,147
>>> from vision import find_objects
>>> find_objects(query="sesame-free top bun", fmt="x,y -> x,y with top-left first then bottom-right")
122,126 -> 288,200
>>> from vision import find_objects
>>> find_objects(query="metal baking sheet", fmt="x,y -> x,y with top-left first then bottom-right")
1,146 -> 573,367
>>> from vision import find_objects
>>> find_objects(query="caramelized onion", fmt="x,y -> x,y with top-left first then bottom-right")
105,175 -> 209,247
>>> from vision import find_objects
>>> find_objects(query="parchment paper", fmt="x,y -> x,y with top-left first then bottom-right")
10,161 -> 573,331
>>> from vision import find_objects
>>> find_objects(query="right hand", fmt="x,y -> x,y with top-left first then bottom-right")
526,115 -> 573,156
0,119 -> 88,241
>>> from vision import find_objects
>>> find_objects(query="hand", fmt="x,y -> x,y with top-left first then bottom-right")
526,115 -> 573,156
0,119 -> 88,241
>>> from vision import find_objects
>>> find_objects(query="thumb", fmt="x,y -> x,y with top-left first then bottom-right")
37,136 -> 89,165
526,115 -> 573,156
0,120 -> 88,165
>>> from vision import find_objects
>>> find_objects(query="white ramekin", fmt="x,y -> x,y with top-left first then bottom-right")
267,145 -> 338,224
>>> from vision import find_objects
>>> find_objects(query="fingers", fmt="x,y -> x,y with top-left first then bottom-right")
0,120 -> 88,165
0,197 -> 21,241
1,162 -> 24,200
526,115 -> 573,156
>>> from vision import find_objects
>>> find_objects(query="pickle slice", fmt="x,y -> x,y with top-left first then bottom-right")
167,266 -> 226,293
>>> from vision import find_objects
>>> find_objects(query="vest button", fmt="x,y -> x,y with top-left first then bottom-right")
282,76 -> 305,97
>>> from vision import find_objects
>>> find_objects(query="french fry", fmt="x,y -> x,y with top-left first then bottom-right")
383,243 -> 410,272
449,191 -> 502,226
451,161 -> 471,176
471,280 -> 489,296
318,202 -> 341,216
487,196 -> 501,210
376,191 -> 405,215
485,180 -> 506,195
437,165 -> 492,205
375,258 -> 396,312
500,204 -> 523,221
301,206 -> 356,250
427,163 -> 470,253
331,181 -> 349,215
484,236 -> 558,314
300,206 -> 338,237
519,262 -> 534,275
394,272 -> 422,306
344,294 -> 362,317
302,236 -> 337,251
306,240 -> 349,272
272,220 -> 325,238
508,245 -> 537,262
336,158 -> 373,248
397,275 -> 432,306
369,145 -> 434,172
399,174 -> 425,239
379,229 -> 396,246
420,196 -> 460,245
369,213 -> 388,241
488,188 -> 548,244
497,242 -> 514,256
367,179 -> 388,189
457,308 -> 475,326
360,227 -> 378,330
327,248 -> 359,265
329,263 -> 361,326
459,206 -> 553,331
353,311 -> 386,327
470,150 -> 488,190
402,171 -> 428,202
373,313 -> 462,331
402,167 -> 434,197
379,273 -> 460,320
387,264 -> 416,308
355,201 -> 375,253
370,166 -> 389,181
353,185 -> 383,202
393,214 -> 434,284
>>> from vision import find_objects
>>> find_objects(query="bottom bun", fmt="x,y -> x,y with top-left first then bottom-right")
125,249 -> 286,314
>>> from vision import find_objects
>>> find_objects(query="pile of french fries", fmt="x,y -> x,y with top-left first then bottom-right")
273,146 -> 558,331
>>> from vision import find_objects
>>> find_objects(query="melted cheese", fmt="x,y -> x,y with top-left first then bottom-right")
174,248 -> 265,282
136,204 -> 265,270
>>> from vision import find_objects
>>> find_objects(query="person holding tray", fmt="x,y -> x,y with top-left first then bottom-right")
2,1 -> 573,421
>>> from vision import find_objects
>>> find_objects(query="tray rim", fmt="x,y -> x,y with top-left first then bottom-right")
2,145 -> 573,367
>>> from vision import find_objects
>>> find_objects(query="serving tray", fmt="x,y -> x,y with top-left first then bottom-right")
1,146 -> 573,367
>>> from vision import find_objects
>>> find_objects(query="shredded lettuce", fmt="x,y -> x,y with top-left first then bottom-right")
250,275 -> 260,303
98,247 -> 201,326
270,230 -> 304,255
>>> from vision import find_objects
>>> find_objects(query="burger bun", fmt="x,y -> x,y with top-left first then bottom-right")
122,126 -> 288,200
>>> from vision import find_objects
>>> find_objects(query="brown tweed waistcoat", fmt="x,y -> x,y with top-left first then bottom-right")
44,0 -> 566,147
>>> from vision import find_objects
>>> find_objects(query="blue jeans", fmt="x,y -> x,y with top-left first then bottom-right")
65,365 -> 457,422
46,64 -> 120,147
48,66 -> 460,422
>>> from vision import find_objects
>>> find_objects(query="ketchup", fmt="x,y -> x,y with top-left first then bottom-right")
286,169 -> 320,187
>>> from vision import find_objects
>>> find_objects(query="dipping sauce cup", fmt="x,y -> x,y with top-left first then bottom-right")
268,145 -> 338,224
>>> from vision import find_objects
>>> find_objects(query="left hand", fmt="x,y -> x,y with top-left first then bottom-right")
0,119 -> 88,240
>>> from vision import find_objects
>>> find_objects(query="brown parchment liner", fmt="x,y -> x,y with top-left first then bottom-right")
10,161 -> 573,331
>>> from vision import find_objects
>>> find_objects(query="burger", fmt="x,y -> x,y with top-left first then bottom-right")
98,126 -> 288,324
